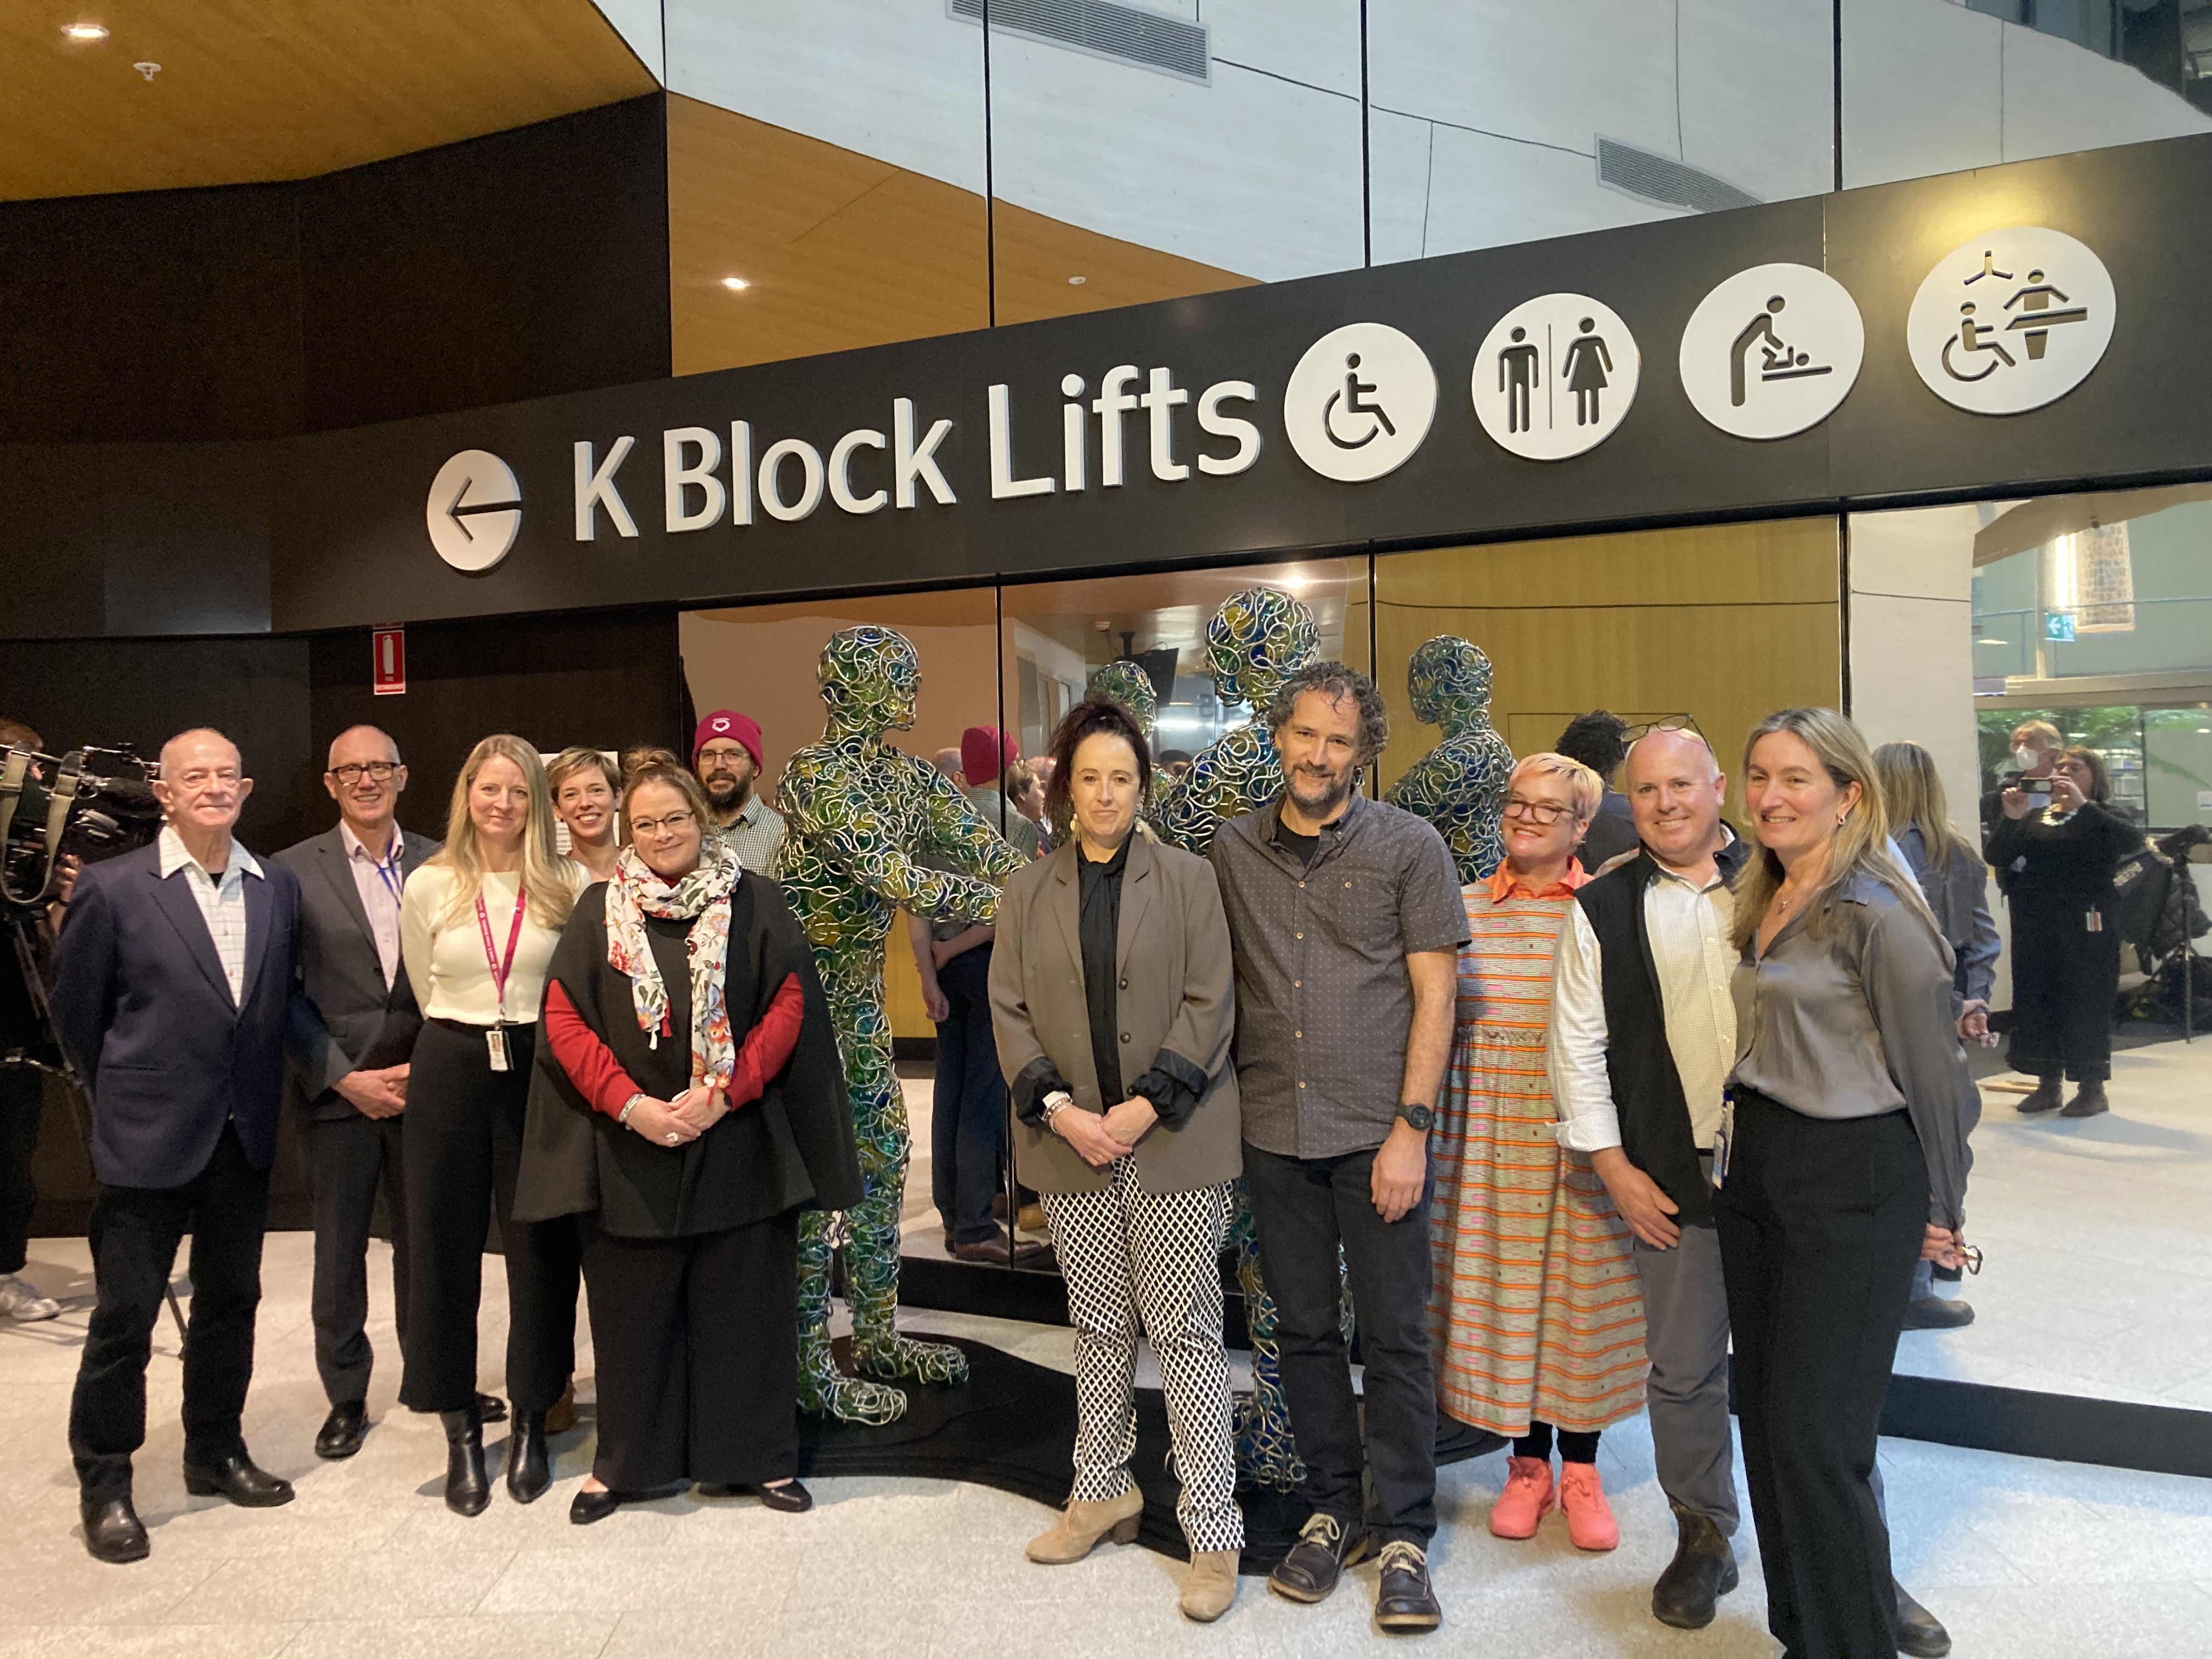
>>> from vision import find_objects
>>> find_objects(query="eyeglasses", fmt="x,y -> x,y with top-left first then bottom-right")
328,761 -> 399,785
1957,1243 -> 1984,1277
1502,797 -> 1573,825
1622,714 -> 1702,743
630,810 -> 697,836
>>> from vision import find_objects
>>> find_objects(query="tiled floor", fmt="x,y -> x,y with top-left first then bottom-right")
5,1226 -> 2212,1656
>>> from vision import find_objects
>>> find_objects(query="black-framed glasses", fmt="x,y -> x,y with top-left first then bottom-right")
1502,796 -> 1573,825
328,761 -> 399,784
1622,714 -> 1702,743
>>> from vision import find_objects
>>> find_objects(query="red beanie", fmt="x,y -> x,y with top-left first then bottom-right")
693,710 -> 764,771
961,726 -> 1017,786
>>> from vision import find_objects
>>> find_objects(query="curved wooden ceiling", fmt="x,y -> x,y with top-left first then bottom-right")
2,1 -> 655,200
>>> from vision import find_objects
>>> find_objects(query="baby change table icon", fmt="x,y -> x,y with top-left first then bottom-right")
1471,294 -> 1639,461
1907,228 -> 2115,415
1284,323 -> 1438,482
1678,263 -> 1865,440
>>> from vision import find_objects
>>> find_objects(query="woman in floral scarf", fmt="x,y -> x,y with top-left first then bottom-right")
516,761 -> 860,1525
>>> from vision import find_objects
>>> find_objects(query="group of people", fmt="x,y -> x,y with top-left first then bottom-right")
13,665 -> 2025,1659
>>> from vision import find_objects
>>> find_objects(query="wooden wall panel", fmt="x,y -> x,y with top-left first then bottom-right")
1373,520 -> 1843,812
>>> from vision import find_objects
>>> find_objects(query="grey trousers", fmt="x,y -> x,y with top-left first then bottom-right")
1634,1217 -> 1890,1541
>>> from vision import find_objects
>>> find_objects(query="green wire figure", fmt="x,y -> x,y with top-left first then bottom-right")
774,626 -> 1025,1425
1386,636 -> 1514,884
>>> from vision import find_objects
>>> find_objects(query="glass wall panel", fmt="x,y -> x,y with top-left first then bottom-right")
985,0 -> 1365,323
1849,495 -> 2212,1412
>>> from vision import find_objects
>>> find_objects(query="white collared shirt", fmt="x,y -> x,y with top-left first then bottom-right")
1549,840 -> 1739,1154
156,823 -> 263,1006
340,821 -> 405,988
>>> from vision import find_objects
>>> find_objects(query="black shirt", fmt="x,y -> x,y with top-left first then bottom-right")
1078,835 -> 1131,1105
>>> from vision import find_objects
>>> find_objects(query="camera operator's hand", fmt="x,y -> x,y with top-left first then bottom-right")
2000,786 -> 2034,820
54,854 -> 81,905
334,1065 -> 408,1120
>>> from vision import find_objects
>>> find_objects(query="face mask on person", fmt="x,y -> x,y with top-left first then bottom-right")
2013,746 -> 2041,771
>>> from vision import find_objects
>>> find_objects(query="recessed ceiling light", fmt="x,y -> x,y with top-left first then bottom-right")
721,276 -> 751,291
1068,275 -> 1087,286
64,22 -> 109,40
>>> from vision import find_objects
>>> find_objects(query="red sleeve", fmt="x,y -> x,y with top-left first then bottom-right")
723,973 -> 805,1109
545,980 -> 645,1119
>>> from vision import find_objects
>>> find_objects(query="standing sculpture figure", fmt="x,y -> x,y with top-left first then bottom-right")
775,627 -> 1025,1424
1147,588 -> 1325,1489
1388,637 -> 1516,884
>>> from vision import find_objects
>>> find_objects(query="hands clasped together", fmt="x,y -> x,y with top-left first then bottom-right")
1051,1096 -> 1160,1168
624,1083 -> 735,1147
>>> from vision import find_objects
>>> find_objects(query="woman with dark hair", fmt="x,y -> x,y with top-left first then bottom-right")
1988,743 -> 2141,1118
515,763 -> 861,1522
989,699 -> 1246,1622
1723,708 -> 1970,1659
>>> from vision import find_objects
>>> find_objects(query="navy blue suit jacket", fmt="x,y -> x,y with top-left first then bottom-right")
50,838 -> 302,1189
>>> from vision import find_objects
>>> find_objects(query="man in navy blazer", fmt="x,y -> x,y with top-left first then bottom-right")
50,729 -> 303,1564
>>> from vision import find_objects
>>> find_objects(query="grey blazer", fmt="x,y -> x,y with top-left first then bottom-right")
989,833 -> 1241,1194
276,825 -> 441,1122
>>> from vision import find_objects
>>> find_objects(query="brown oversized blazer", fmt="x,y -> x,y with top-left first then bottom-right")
989,831 -> 1242,1195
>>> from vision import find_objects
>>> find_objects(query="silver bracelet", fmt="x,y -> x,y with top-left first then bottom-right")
618,1093 -> 645,1126
1041,1090 -> 1074,1130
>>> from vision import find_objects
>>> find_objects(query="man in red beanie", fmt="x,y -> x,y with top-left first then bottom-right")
692,710 -> 785,874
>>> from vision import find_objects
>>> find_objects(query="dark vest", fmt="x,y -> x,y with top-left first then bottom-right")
1572,846 -> 1741,1227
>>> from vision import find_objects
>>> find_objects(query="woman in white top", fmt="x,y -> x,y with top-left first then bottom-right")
398,735 -> 582,1516
548,747 -> 622,885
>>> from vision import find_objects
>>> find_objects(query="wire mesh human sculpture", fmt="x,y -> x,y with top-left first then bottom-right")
1386,636 -> 1514,884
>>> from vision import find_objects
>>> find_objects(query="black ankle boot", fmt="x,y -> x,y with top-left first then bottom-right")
506,1409 -> 551,1504
439,1406 -> 490,1517
2015,1076 -> 2063,1114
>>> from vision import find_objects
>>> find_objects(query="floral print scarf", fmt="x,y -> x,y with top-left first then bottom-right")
603,842 -> 740,1093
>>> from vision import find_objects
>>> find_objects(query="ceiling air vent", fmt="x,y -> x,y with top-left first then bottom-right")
950,0 -> 1210,86
1595,137 -> 1760,215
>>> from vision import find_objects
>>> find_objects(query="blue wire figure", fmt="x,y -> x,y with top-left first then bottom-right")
1387,636 -> 1514,884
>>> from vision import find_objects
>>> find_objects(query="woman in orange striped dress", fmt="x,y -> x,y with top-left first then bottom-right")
1427,752 -> 1647,1553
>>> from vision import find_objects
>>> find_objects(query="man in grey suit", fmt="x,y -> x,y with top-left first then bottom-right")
278,725 -> 441,1461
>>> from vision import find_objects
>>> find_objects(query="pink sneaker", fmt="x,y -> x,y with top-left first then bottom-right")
1559,1463 -> 1619,1551
1488,1455 -> 1556,1539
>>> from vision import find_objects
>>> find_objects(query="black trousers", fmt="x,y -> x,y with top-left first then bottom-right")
69,1122 -> 269,1502
1244,1141 -> 1437,1544
306,1110 -> 409,1408
0,1065 -> 43,1276
1716,1092 -> 1927,1659
581,1213 -> 800,1491
398,1021 -> 578,1414
930,946 -> 1008,1246
2006,891 -> 2120,1083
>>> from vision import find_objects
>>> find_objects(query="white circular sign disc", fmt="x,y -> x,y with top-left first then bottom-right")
1679,263 -> 1864,440
426,450 -> 523,572
1283,323 -> 1438,483
1906,227 -> 2115,416
1471,294 -> 1639,461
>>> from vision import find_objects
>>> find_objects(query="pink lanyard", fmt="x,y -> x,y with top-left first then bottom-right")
475,884 -> 527,1022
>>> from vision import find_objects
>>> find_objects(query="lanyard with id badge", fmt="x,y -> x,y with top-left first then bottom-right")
476,883 -> 527,1071
1711,1086 -> 1736,1188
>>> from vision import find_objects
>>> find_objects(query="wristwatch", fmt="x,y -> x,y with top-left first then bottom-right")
1395,1101 -> 1435,1132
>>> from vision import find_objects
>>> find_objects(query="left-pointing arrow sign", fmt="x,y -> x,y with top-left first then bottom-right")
426,449 -> 523,572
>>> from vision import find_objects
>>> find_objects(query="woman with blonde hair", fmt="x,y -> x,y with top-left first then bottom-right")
1722,709 -> 1970,1659
548,747 -> 623,884
1430,752 -> 1646,1555
398,736 -> 583,1515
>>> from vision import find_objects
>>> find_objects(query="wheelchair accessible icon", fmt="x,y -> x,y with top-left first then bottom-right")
1906,227 -> 2114,416
1284,323 -> 1437,482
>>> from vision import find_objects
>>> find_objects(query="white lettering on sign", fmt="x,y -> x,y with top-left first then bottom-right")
730,420 -> 754,526
894,398 -> 957,507
830,427 -> 889,514
1196,381 -> 1261,476
759,438 -> 826,522
1141,367 -> 1189,482
988,385 -> 1054,500
663,426 -> 725,532
573,436 -> 638,539
1092,366 -> 1142,488
1060,375 -> 1087,492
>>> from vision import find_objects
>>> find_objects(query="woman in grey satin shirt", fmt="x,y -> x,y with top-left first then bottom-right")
1720,709 -> 1970,1659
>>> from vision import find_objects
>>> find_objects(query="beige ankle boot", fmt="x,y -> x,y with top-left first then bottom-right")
1180,1550 -> 1240,1622
1025,1488 -> 1146,1564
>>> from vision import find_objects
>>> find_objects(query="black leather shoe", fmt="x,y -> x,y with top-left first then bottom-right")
951,1231 -> 1049,1265
183,1452 -> 295,1508
315,1401 -> 370,1460
505,1410 -> 551,1504
2015,1077 -> 2063,1114
2059,1081 -> 2109,1118
570,1486 -> 624,1526
1895,1578 -> 1951,1658
1903,1296 -> 1976,1330
1374,1539 -> 1442,1633
440,1406 -> 490,1517
81,1496 -> 149,1563
1652,1504 -> 1739,1630
1268,1511 -> 1370,1604
757,1479 -> 812,1513
476,1391 -> 508,1425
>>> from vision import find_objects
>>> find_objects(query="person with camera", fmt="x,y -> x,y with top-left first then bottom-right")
50,729 -> 304,1563
1990,744 -> 2141,1119
275,726 -> 443,1462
